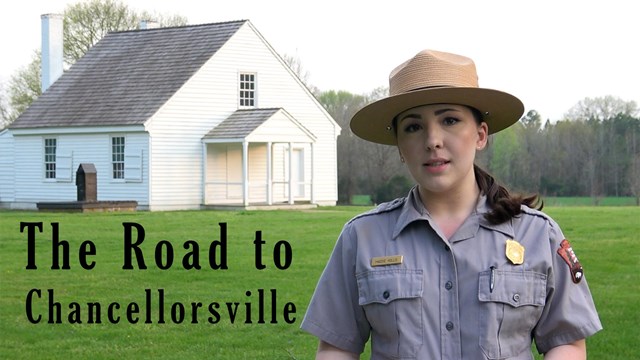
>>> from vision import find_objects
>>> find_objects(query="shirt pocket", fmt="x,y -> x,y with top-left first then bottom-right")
478,269 -> 547,359
357,269 -> 423,359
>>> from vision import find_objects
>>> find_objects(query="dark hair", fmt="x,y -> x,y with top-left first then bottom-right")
392,105 -> 542,225
473,164 -> 542,224
468,107 -> 542,224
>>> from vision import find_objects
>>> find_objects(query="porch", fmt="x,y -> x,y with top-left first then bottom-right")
201,108 -> 317,208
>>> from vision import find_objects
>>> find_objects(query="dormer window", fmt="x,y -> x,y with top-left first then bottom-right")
239,73 -> 256,107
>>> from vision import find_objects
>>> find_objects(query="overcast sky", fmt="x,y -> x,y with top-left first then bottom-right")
1,0 -> 637,121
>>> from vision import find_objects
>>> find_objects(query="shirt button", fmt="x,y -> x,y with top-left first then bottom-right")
445,281 -> 453,290
446,321 -> 454,331
383,291 -> 390,299
513,294 -> 520,302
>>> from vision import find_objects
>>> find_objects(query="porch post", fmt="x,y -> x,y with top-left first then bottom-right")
267,142 -> 272,205
202,142 -> 207,206
310,142 -> 315,204
242,140 -> 249,206
288,142 -> 294,204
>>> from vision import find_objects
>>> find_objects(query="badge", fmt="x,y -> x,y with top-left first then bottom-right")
505,239 -> 525,265
557,239 -> 584,284
371,255 -> 403,267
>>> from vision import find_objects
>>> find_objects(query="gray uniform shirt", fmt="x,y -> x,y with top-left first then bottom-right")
301,187 -> 602,359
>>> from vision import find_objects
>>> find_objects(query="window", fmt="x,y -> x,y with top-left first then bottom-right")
239,73 -> 256,107
44,138 -> 56,179
112,137 -> 125,179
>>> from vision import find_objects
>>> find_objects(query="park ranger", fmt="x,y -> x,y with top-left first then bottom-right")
301,49 -> 602,359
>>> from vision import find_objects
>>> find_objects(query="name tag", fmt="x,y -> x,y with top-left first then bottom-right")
371,255 -> 403,267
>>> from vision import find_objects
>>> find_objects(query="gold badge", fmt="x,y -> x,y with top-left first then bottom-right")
505,239 -> 525,265
371,255 -> 403,267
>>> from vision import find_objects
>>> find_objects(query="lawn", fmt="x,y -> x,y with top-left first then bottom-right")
1,206 -> 638,359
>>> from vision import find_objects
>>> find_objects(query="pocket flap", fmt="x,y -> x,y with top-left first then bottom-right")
478,270 -> 546,307
357,269 -> 423,305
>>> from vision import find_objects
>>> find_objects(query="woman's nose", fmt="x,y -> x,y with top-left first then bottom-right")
424,125 -> 443,150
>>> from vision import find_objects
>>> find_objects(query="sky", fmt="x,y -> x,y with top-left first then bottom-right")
1,0 -> 638,121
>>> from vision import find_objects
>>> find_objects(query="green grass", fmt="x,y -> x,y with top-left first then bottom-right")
542,196 -> 638,206
1,206 -> 638,359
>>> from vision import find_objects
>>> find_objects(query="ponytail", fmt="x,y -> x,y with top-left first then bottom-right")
474,164 -> 542,224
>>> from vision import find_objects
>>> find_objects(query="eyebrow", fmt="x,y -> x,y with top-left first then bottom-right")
398,107 -> 462,123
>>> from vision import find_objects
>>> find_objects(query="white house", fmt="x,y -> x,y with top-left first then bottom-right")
0,17 -> 340,210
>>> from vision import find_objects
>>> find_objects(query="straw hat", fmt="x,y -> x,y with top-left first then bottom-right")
350,49 -> 524,145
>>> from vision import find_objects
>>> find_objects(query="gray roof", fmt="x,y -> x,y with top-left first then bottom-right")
11,20 -> 246,129
203,108 -> 281,139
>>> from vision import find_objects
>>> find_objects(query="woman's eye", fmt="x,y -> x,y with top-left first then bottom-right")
442,117 -> 459,126
404,123 -> 422,133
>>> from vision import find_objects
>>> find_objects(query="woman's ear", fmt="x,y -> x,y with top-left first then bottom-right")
476,122 -> 489,150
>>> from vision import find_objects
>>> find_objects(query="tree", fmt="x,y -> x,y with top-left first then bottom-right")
317,87 -> 410,204
282,54 -> 315,93
0,83 -> 11,129
5,52 -> 41,121
0,0 -> 187,126
488,125 -> 521,188
317,90 -> 368,203
564,95 -> 638,121
63,0 -> 187,64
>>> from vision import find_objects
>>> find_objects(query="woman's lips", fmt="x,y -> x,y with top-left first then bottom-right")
423,159 -> 450,173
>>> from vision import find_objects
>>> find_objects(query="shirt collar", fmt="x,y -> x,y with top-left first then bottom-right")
392,186 -> 515,240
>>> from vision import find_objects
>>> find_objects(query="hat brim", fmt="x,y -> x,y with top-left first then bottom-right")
350,87 -> 524,145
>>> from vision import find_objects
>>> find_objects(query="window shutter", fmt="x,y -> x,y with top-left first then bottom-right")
125,149 -> 142,182
56,152 -> 72,182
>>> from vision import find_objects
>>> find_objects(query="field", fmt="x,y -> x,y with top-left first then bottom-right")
542,196 -> 638,207
1,206 -> 638,359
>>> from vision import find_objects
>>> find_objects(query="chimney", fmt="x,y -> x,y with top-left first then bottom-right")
139,20 -> 159,30
41,13 -> 64,93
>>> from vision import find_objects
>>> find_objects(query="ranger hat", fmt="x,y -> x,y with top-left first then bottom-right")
350,49 -> 524,145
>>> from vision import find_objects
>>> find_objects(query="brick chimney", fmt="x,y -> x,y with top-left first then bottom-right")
41,13 -> 64,93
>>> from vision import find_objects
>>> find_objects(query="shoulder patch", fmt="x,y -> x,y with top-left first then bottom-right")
557,239 -> 584,284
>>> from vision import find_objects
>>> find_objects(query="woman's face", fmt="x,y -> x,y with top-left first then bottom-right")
396,104 -> 488,196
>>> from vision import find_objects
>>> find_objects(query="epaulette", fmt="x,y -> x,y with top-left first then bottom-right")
347,196 -> 407,224
517,204 -> 559,229
519,204 -> 552,220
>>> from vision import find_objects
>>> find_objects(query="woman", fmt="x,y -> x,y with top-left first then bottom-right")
301,50 -> 602,359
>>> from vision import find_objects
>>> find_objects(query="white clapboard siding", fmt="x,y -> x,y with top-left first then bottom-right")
0,130 -> 15,204
11,130 -> 149,206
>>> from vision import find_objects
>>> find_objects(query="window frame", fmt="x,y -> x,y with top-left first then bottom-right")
238,72 -> 257,108
44,138 -> 57,180
111,136 -> 126,180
